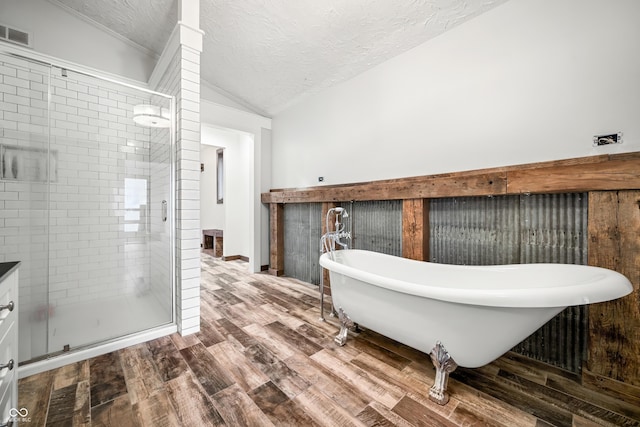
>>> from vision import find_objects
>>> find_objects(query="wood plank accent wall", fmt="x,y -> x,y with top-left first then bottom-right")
262,152 -> 640,393
262,153 -> 640,203
587,191 -> 640,388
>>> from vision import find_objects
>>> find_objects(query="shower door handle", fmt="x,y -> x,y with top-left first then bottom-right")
0,359 -> 13,371
0,301 -> 13,313
162,200 -> 168,222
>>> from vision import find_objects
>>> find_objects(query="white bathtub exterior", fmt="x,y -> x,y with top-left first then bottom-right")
319,250 -> 632,368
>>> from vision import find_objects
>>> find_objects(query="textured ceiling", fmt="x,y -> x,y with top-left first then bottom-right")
51,0 -> 509,116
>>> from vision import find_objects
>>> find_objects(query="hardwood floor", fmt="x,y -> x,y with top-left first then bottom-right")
19,254 -> 640,426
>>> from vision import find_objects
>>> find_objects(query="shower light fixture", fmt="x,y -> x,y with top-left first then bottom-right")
133,104 -> 171,128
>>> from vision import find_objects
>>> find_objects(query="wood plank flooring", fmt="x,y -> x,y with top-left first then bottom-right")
19,254 -> 640,426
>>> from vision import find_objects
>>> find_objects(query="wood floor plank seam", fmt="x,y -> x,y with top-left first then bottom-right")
497,369 -> 640,427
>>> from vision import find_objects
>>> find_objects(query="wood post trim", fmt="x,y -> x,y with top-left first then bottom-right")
320,202 -> 338,295
402,199 -> 429,261
587,190 -> 640,387
268,203 -> 284,276
262,152 -> 640,204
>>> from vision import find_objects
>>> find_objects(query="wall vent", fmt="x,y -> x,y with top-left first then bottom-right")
0,23 -> 32,48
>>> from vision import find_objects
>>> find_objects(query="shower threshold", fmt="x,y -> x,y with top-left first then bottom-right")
49,292 -> 170,352
19,293 -> 175,378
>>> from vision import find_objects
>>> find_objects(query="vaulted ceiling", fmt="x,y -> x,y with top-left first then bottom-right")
50,0 -> 508,116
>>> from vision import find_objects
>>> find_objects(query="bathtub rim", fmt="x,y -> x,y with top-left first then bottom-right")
319,249 -> 633,308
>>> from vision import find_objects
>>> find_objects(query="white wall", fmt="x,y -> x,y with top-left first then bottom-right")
271,0 -> 640,188
201,125 -> 252,260
259,128 -> 272,266
0,0 -> 156,84
201,101 -> 272,272
201,82 -> 262,115
227,134 -> 252,258
200,145 -> 224,232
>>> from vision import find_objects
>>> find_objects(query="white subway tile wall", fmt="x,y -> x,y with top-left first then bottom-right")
2,56 -> 53,344
154,43 -> 201,336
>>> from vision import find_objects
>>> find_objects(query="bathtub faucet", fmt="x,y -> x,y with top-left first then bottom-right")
321,207 -> 350,255
319,207 -> 350,321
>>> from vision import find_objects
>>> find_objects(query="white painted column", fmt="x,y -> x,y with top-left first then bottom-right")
150,0 -> 203,335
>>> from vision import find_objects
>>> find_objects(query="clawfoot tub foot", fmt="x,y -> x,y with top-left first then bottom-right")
334,307 -> 354,346
428,341 -> 458,405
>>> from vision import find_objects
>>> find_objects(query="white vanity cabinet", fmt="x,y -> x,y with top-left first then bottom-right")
0,262 -> 18,427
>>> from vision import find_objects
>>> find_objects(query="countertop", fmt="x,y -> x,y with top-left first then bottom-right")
0,262 -> 20,283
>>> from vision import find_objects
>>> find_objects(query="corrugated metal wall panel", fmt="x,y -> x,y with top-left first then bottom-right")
430,193 -> 589,373
283,203 -> 322,285
513,193 -> 588,372
430,196 -> 520,265
350,200 -> 402,256
520,193 -> 587,264
283,201 -> 402,285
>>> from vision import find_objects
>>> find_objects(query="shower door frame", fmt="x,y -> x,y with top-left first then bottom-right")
1,45 -> 177,373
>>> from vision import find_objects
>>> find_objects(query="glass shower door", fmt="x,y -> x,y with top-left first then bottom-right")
1,51 -> 174,364
45,67 -> 174,354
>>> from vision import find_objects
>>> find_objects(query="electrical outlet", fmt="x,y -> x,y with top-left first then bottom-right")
593,132 -> 622,146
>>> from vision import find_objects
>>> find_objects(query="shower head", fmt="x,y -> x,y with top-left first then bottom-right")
333,207 -> 348,217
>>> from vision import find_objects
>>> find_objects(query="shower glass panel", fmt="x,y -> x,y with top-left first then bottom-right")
0,54 -> 51,362
0,52 -> 174,364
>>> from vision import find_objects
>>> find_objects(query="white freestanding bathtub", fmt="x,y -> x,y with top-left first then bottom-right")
319,249 -> 633,404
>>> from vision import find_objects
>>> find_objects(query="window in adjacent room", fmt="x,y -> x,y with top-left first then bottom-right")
216,148 -> 224,204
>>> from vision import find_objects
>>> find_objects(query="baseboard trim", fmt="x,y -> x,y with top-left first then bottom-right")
222,255 -> 249,262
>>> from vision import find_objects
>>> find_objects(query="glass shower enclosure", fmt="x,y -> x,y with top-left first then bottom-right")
0,51 -> 174,365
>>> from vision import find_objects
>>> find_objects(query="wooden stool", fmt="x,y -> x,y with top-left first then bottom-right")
202,229 -> 223,257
